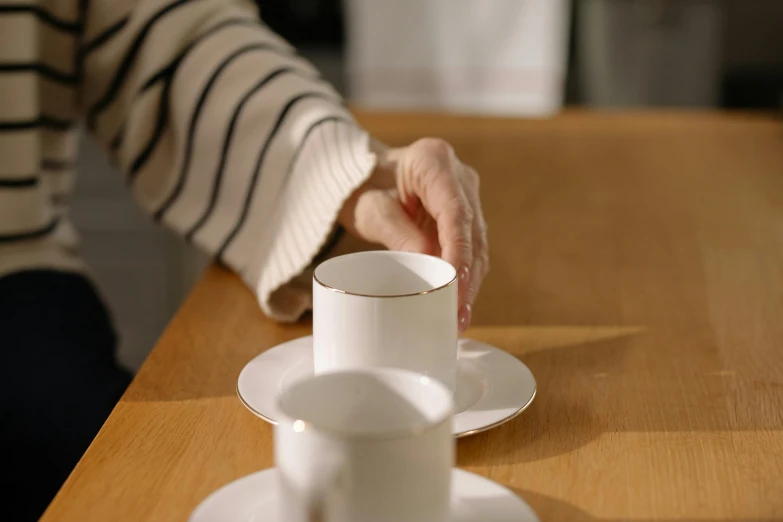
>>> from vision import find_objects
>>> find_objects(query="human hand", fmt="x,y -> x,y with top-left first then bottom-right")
338,138 -> 489,332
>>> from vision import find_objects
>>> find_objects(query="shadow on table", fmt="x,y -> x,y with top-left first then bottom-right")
510,488 -> 771,522
459,322 -> 783,467
458,327 -> 633,466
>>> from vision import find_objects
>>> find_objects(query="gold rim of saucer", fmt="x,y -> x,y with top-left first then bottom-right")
454,386 -> 537,439
313,251 -> 458,298
237,382 -> 279,425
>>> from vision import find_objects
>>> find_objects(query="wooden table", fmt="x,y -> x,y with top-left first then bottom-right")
43,112 -> 783,521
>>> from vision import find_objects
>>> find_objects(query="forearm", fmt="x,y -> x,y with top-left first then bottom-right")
81,0 -> 377,319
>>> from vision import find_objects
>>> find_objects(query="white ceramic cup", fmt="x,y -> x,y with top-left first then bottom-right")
313,251 -> 458,393
274,367 -> 454,522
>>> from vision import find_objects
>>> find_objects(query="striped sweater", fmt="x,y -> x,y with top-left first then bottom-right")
0,0 -> 376,320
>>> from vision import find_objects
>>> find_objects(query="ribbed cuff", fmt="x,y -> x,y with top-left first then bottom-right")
244,120 -> 377,321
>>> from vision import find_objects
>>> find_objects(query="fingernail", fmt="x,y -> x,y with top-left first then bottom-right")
458,304 -> 472,333
459,266 -> 470,283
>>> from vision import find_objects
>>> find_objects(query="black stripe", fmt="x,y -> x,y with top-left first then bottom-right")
75,0 -> 89,85
285,117 -> 350,195
0,116 -> 72,132
101,17 -> 284,155
92,17 -> 278,134
41,159 -> 75,171
153,54 -> 307,224
81,16 -> 129,56
0,218 -> 59,244
215,92 -> 340,260
0,5 -> 80,32
137,18 -> 269,96
127,40 -> 294,183
138,63 -> 174,96
0,63 -> 77,85
126,81 -> 171,181
0,177 -> 38,188
86,0 -> 205,128
181,67 -> 314,235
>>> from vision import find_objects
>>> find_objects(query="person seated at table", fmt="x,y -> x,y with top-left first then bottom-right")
0,0 -> 489,519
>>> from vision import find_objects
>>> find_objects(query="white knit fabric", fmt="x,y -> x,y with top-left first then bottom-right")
0,0 -> 376,321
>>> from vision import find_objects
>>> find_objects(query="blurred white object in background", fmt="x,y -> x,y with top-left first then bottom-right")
344,0 -> 571,117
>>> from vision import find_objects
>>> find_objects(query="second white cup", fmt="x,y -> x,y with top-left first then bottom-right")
274,367 -> 454,522
313,251 -> 458,392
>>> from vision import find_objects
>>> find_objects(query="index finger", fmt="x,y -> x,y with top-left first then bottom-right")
418,168 -> 474,302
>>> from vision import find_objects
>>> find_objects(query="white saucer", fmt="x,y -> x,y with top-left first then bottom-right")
237,336 -> 536,438
189,468 -> 539,522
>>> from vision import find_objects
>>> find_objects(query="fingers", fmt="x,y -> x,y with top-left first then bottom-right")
353,189 -> 435,255
407,140 -> 474,294
426,175 -> 474,321
357,137 -> 488,333
435,185 -> 473,283
460,166 -> 489,331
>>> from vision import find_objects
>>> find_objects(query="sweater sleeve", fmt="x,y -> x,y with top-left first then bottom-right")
79,0 -> 376,321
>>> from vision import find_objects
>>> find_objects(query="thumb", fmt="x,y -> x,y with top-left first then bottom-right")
358,190 -> 434,255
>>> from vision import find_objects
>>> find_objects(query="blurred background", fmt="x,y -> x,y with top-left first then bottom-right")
75,0 -> 782,371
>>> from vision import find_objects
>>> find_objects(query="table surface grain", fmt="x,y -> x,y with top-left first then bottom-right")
42,111 -> 783,521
